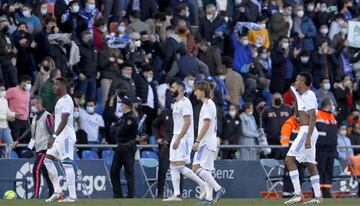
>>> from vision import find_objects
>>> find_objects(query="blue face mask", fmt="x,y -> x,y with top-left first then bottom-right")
72,5 -> 80,13
117,26 -> 125,33
86,4 -> 96,11
86,106 -> 95,114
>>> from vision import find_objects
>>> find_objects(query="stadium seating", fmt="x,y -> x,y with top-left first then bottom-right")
81,150 -> 99,160
9,151 -> 19,159
139,157 -> 159,198
101,149 -> 114,166
141,150 -> 159,161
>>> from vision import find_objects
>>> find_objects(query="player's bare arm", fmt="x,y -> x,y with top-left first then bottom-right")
48,113 -> 69,148
305,109 -> 316,149
173,115 -> 191,150
193,119 -> 210,151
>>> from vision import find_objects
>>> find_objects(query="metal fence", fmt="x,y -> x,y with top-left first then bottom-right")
1,143 -> 360,159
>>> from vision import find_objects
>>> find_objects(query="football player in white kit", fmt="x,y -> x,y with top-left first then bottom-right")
192,81 -> 225,204
285,72 -> 322,204
44,78 -> 77,202
163,79 -> 207,201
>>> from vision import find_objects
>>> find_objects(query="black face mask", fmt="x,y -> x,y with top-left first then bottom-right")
117,90 -> 127,97
43,66 -> 50,72
178,28 -> 187,34
2,26 -> 9,34
171,90 -> 179,98
274,98 -> 282,106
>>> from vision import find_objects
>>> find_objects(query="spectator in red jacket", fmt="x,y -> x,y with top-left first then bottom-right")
93,18 -> 108,51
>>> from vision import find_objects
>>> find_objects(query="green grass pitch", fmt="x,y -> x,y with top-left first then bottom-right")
0,199 -> 359,206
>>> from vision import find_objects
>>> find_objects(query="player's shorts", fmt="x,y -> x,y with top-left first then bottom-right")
193,144 -> 215,171
287,126 -> 319,164
46,136 -> 76,161
169,134 -> 193,164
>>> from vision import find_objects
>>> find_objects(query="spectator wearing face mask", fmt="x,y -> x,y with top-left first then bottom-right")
339,0 -> 353,22
315,98 -> 338,198
78,31 -> 99,101
334,74 -> 355,123
292,4 -> 317,51
173,3 -> 191,27
199,4 -> 226,44
79,0 -> 102,33
317,78 -> 337,108
221,104 -> 241,159
247,16 -> 270,49
36,2 -> 53,25
239,102 -> 258,160
79,100 -> 105,144
175,19 -> 197,56
18,4 -> 42,34
231,30 -> 253,77
126,32 -> 148,66
93,18 -> 108,51
337,124 -> 354,161
31,56 -> 56,96
6,75 -> 32,142
222,56 -> 245,107
183,72 -> 196,94
260,93 -> 292,159
315,24 -> 331,46
270,36 -> 289,94
58,1 -> 85,39
133,64 -> 158,135
295,50 -> 313,74
253,46 -> 272,80
108,63 -> 136,100
314,3 -> 333,29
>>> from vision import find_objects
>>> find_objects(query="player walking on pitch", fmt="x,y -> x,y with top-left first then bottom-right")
44,78 -> 78,202
285,72 -> 323,204
192,81 -> 226,204
163,79 -> 207,201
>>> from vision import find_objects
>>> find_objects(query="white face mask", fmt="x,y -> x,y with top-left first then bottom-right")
25,83 -> 32,91
261,53 -> 268,59
74,111 -> 80,119
241,39 -> 249,46
323,83 -> 331,90
320,28 -> 328,34
300,56 -> 310,63
187,80 -> 195,87
253,52 -> 258,58
31,106 -> 38,113
206,14 -> 213,20
86,106 -> 95,114
261,23 -> 266,28
118,26 -> 126,33
86,4 -> 96,11
247,111 -> 253,116
185,11 -> 190,18
219,75 -> 226,80
134,40 -> 141,47
282,42 -> 289,49
331,105 -> 336,112
224,17 -> 229,23
307,5 -> 315,12
297,10 -> 304,17
22,10 -> 31,18
229,110 -> 236,118
146,77 -> 153,83
40,8 -> 48,15
0,91 -> 5,98
340,130 -> 347,136
101,26 -> 107,33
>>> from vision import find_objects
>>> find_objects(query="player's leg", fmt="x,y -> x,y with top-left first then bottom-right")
285,155 -> 301,195
40,153 -> 54,198
303,162 -> 322,204
44,153 -> 63,202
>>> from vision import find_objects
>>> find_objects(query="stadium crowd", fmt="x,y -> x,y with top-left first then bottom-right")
1,0 -> 360,199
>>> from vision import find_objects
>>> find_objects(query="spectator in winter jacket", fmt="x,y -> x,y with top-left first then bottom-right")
78,31 -> 99,101
99,44 -> 123,107
197,40 -> 222,76
108,62 -> 136,100
93,18 -> 108,51
175,19 -> 197,56
270,36 -> 289,94
221,104 -> 241,159
292,4 -> 317,51
334,75 -> 355,123
223,56 -> 245,107
239,102 -> 258,160
199,4 -> 226,45
163,26 -> 184,72
231,30 -> 253,77
18,4 -> 42,34
317,78 -> 337,107
79,0 -> 102,32
337,124 -> 354,161
267,3 -> 291,43
58,1 -> 87,39
127,10 -> 151,34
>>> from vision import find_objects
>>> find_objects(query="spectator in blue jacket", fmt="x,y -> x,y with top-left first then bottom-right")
231,30 -> 253,78
292,4 -> 317,51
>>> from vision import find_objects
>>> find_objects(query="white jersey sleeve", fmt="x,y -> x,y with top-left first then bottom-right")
302,90 -> 317,112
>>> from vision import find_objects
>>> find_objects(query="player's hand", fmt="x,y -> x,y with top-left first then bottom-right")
305,138 -> 311,149
173,138 -> 180,150
193,142 -> 199,152
48,137 -> 55,149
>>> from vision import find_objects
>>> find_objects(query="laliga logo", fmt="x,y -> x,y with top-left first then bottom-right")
15,162 -> 44,199
16,162 -> 107,199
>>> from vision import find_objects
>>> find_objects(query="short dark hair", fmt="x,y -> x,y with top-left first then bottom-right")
19,75 -> 32,83
320,98 -> 332,109
94,17 -> 107,27
195,81 -> 211,98
166,25 -> 175,31
55,77 -> 67,86
298,72 -> 312,87
171,78 -> 185,90
45,17 -> 57,25
243,102 -> 253,111
321,77 -> 329,83
121,62 -> 133,70
86,99 -> 96,104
